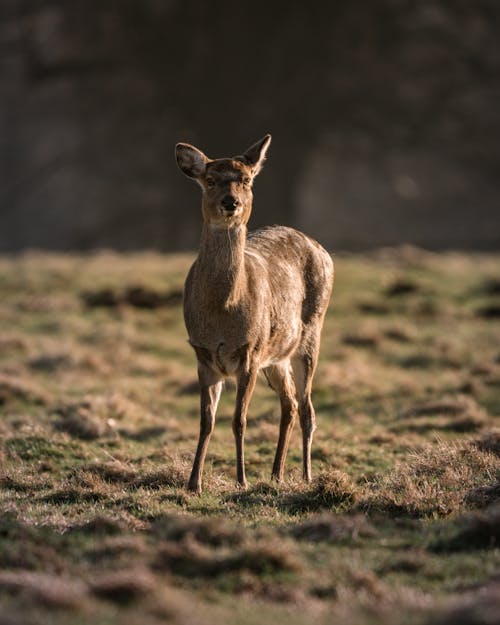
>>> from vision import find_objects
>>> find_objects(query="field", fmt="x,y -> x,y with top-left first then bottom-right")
0,247 -> 499,625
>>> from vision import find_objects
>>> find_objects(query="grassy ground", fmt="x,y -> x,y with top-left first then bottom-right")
0,247 -> 499,625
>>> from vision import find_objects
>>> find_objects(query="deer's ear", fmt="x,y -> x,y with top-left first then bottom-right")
175,143 -> 208,179
239,134 -> 271,176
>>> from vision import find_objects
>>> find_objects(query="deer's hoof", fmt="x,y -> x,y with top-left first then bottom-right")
187,480 -> 202,495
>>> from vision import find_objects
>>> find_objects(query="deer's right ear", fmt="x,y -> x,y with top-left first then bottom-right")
175,143 -> 208,179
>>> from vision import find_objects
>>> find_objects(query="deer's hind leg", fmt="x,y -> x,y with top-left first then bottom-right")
292,328 -> 322,483
264,362 -> 298,482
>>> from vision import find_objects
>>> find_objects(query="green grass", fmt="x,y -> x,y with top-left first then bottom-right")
0,248 -> 499,625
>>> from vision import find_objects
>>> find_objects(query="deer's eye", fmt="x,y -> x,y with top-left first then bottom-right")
243,177 -> 251,188
206,178 -> 215,188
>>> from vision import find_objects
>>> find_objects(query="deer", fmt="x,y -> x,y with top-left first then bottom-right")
175,134 -> 334,494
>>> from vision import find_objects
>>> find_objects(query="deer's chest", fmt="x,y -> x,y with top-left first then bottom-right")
184,305 -> 258,376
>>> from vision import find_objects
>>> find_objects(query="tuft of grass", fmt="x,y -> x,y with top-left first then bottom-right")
285,470 -> 359,513
55,393 -> 142,440
364,440 -> 498,518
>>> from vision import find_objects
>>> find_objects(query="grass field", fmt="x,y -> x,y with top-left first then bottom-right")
0,247 -> 499,625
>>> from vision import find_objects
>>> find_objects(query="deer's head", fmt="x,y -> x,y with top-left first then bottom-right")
175,135 -> 271,228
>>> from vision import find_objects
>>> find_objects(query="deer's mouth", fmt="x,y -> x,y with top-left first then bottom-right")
220,207 -> 242,219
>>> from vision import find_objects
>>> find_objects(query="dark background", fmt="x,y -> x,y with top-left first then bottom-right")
1,0 -> 499,252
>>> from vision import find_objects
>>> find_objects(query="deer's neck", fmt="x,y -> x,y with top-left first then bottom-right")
196,224 -> 248,307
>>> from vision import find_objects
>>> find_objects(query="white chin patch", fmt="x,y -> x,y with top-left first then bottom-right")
220,209 -> 239,219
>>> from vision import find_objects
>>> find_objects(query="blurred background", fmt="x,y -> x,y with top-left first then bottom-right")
1,0 -> 499,252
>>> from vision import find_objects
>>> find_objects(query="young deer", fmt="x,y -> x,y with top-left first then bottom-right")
176,135 -> 333,494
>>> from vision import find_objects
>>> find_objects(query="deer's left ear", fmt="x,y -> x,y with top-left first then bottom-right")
238,134 -> 272,176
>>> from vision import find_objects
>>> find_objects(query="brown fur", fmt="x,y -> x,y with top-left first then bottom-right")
176,135 -> 334,493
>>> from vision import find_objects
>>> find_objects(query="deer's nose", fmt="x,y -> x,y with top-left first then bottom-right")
221,195 -> 239,211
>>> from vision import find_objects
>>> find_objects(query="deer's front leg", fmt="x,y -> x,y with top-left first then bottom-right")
233,365 -> 258,489
188,364 -> 223,494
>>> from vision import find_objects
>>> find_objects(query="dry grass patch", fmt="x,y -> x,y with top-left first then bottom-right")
285,470 -> 360,513
54,393 -> 144,440
364,440 -> 499,517
74,459 -> 186,491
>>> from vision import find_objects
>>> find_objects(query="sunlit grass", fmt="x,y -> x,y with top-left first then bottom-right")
0,248 -> 499,624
